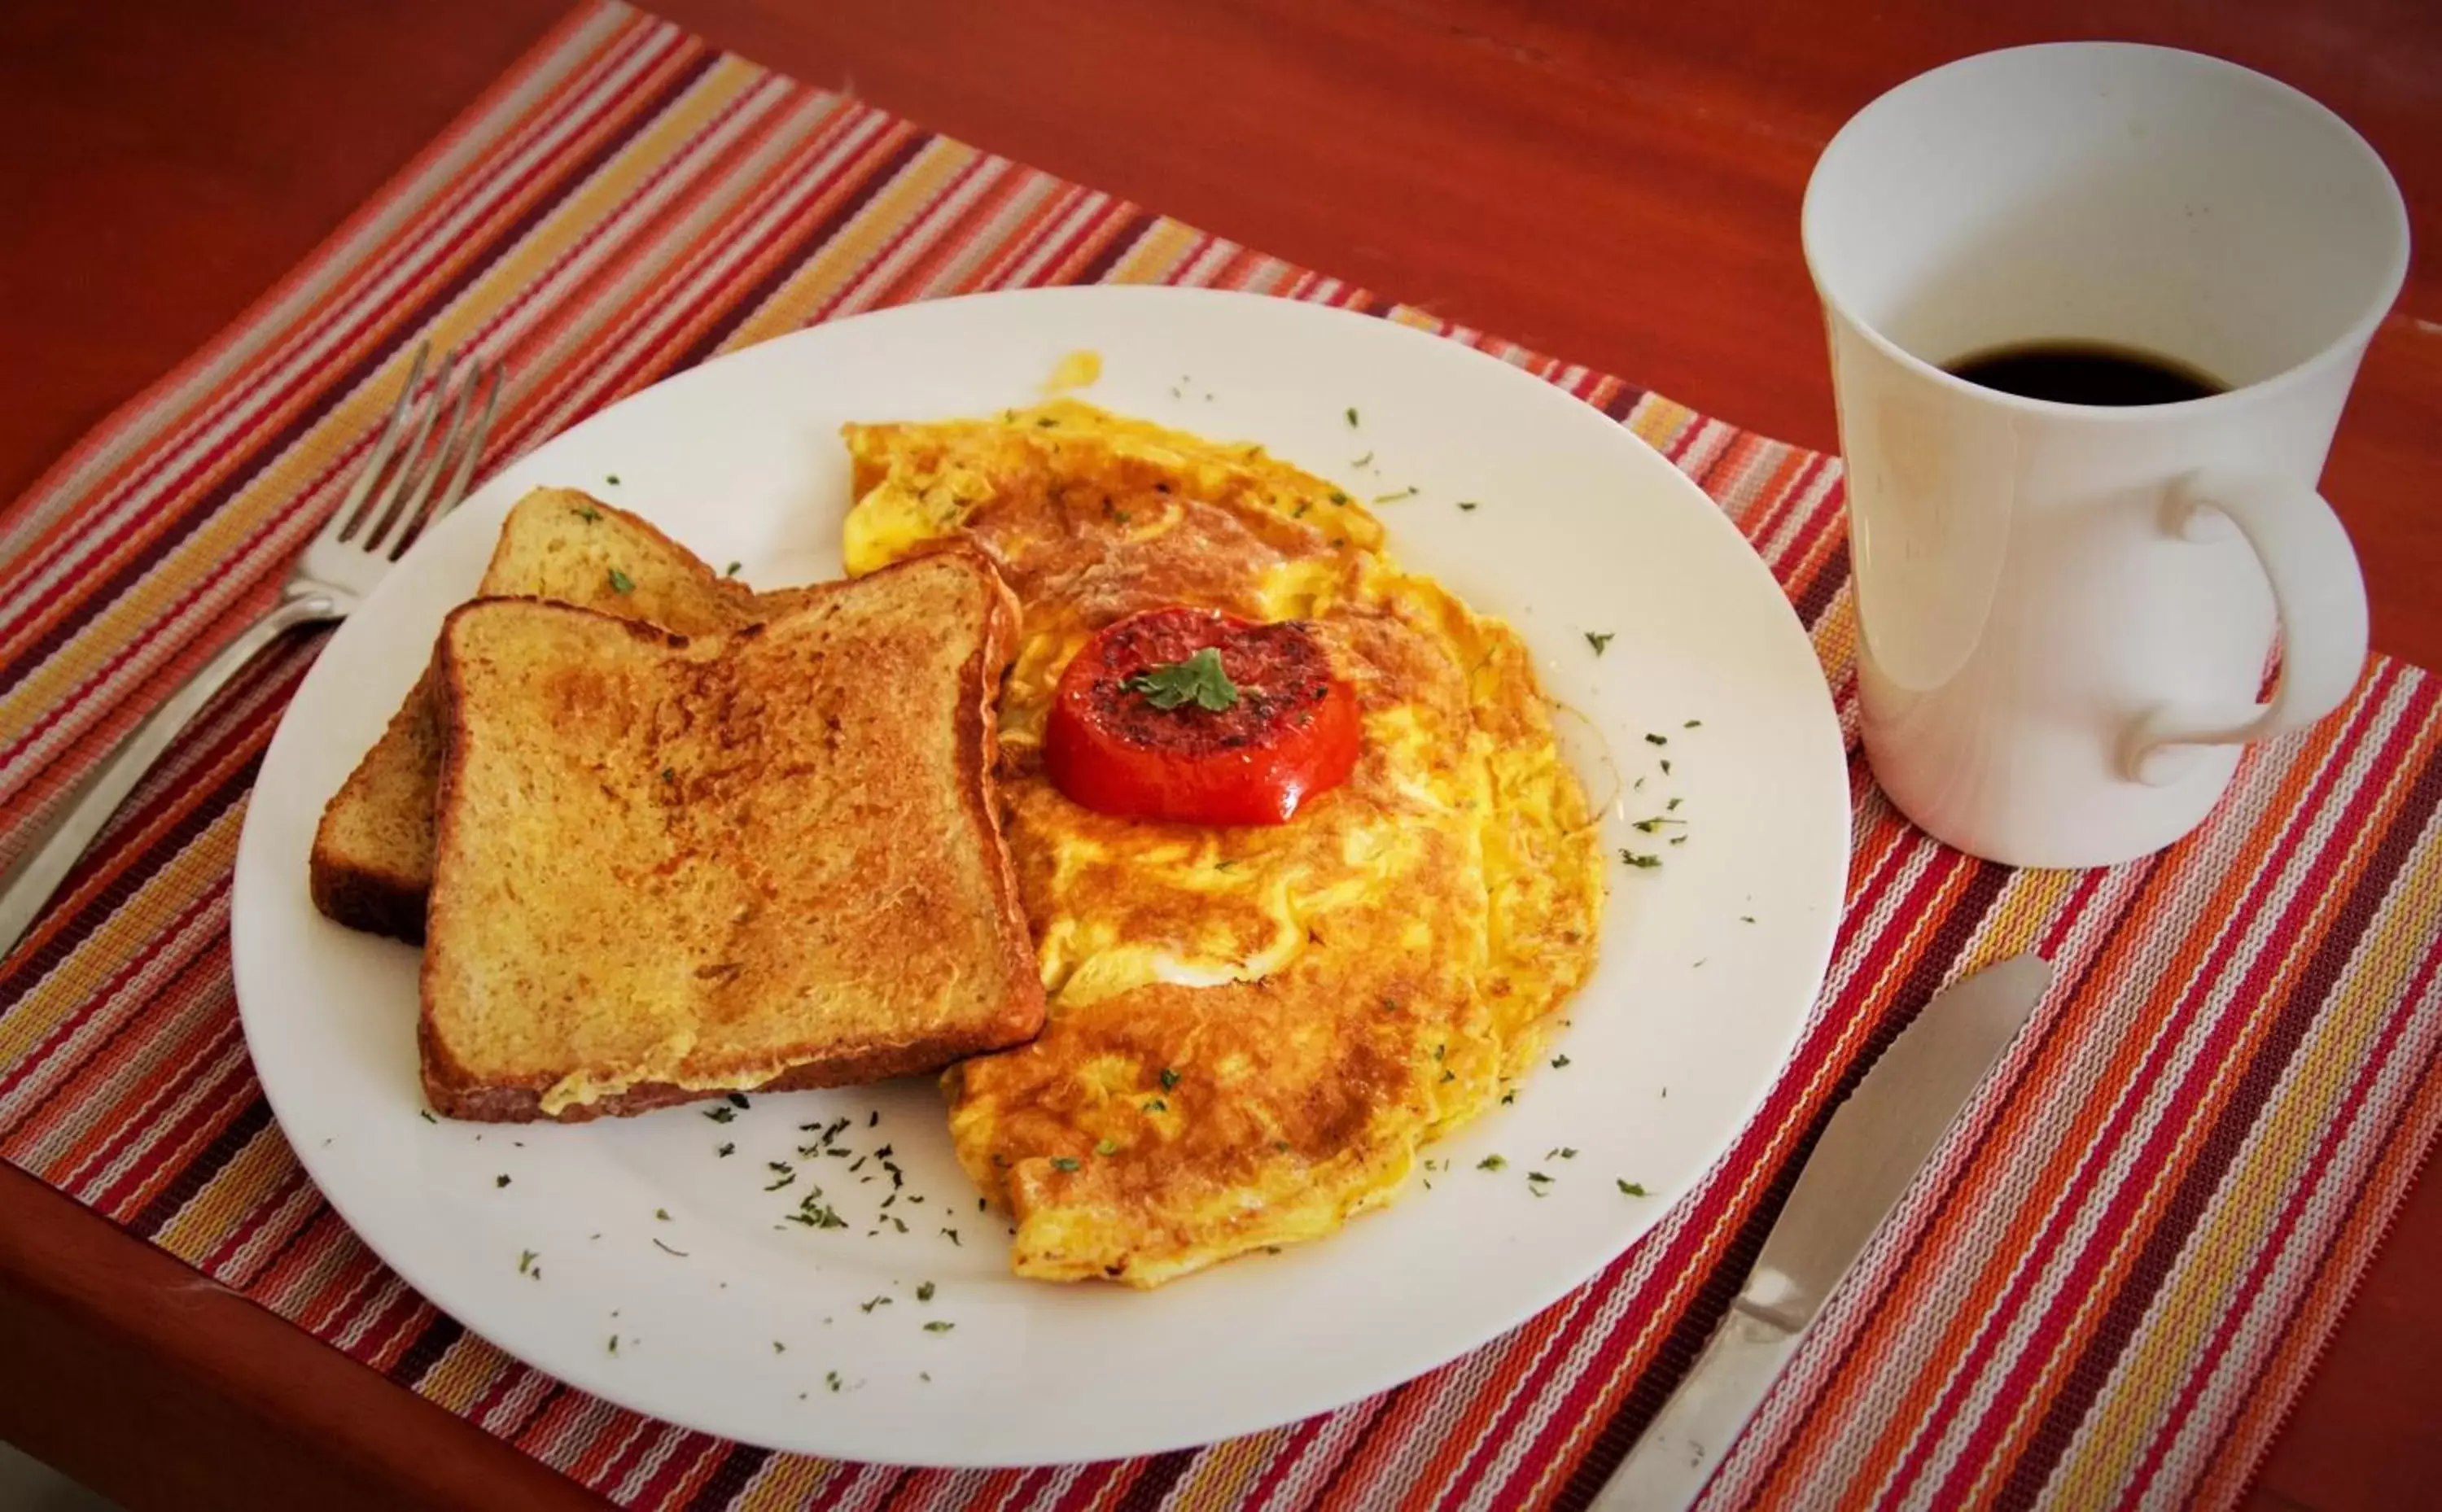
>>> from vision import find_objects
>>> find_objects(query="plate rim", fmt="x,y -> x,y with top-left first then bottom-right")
230,283 -> 1851,1464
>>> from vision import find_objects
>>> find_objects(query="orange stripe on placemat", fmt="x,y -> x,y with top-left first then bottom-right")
2025,703 -> 2442,1507
476,65 -> 834,379
0,648 -> 301,989
2118,902 -> 2442,1506
1959,679 -> 2442,1507
1484,850 -> 2015,1508
1875,693 -> 2413,1504
492,97 -> 903,444
868,160 -> 1037,302
2191,992 -> 2442,1509
1770,671 -> 2408,1505
20,937 -> 245,1188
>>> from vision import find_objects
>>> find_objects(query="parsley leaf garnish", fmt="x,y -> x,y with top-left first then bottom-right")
1586,631 -> 1614,655
1477,1154 -> 1508,1171
1159,1067 -> 1182,1090
923,1321 -> 956,1334
1618,1179 -> 1648,1196
1123,648 -> 1239,712
1050,1156 -> 1081,1173
607,567 -> 634,595
1619,850 -> 1661,869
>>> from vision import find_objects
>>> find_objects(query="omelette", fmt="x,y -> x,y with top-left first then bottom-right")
840,399 -> 1604,1286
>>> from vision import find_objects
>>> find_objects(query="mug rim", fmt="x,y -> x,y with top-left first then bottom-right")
1799,42 -> 2412,422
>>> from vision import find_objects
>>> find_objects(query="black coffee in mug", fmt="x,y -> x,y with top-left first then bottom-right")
1943,341 -> 2226,406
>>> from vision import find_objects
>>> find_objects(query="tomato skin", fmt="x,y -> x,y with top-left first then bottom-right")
1044,608 -> 1360,826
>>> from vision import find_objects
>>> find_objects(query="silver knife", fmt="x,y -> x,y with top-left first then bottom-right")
1595,951 -> 2054,1511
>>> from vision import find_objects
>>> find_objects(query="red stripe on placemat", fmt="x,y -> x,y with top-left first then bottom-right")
1543,860 -> 2004,1505
651,125 -> 932,378
1989,705 -> 2442,1509
489,103 -> 908,449
1897,666 -> 2417,1508
2124,920 -> 2442,1509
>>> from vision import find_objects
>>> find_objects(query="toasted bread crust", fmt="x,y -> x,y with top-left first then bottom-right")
309,489 -> 805,942
418,550 -> 1041,1122
308,667 -> 442,942
419,1022 -> 1023,1121
305,859 -> 430,945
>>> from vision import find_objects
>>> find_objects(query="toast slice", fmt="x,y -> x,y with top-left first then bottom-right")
418,548 -> 1042,1121
309,488 -> 807,942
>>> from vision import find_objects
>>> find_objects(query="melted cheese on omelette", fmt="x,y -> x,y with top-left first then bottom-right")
842,400 -> 1604,1286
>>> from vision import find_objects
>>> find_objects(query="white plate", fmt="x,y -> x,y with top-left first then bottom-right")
231,286 -> 1849,1466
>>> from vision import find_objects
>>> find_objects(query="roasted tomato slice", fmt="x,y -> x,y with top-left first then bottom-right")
1044,607 -> 1359,826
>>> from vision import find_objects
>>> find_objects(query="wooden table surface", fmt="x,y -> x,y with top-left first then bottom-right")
2,1 -> 2435,1506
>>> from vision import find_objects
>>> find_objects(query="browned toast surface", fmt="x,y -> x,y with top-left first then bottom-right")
418,548 -> 1042,1121
309,488 -> 808,941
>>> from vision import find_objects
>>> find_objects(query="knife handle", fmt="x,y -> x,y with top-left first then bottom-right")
1593,1303 -> 1801,1512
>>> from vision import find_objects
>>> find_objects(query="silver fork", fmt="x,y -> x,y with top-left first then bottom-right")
0,343 -> 505,962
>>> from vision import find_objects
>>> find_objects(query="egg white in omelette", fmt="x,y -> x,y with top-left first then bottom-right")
841,399 -> 1604,1287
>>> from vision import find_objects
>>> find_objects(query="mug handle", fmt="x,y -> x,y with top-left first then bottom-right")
2121,465 -> 2369,787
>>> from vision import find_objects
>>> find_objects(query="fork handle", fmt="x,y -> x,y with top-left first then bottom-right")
0,589 -> 339,963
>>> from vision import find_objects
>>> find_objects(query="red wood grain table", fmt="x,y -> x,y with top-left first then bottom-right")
2,2 -> 2435,1507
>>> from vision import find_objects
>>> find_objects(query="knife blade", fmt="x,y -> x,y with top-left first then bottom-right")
1594,951 -> 2054,1511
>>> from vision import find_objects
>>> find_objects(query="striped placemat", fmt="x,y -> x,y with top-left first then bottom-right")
4,5 -> 2437,1507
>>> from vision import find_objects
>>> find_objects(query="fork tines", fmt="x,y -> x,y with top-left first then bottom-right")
333,343 -> 507,558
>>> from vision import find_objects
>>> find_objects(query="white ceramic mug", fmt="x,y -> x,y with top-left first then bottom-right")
1802,43 -> 2409,867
